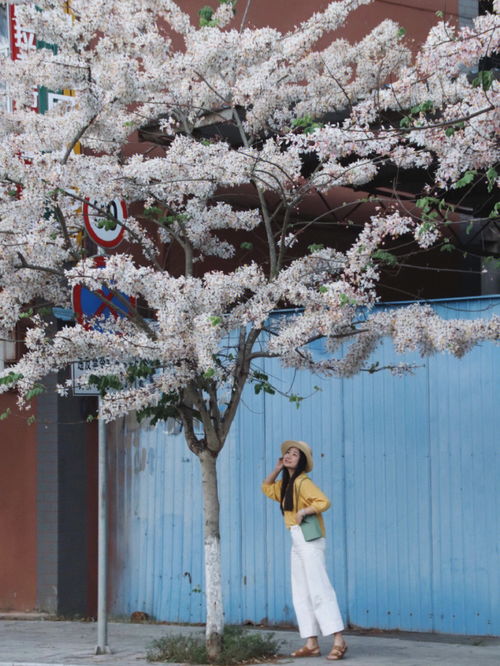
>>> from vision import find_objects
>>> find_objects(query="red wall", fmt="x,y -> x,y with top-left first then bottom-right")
0,393 -> 37,611
180,0 -> 460,49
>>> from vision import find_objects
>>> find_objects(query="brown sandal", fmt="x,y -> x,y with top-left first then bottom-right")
327,643 -> 348,660
290,644 -> 321,657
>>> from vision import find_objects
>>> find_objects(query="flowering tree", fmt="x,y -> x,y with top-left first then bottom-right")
0,0 -> 499,657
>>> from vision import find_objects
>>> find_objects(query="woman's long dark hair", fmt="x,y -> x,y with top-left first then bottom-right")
280,450 -> 307,513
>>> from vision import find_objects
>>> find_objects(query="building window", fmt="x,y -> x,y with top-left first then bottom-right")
478,1 -> 493,15
0,4 -> 9,111
0,4 -> 8,55
478,1 -> 499,71
458,0 -> 478,27
0,329 -> 17,371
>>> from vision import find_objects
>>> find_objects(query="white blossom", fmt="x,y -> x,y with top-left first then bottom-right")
0,0 -> 498,420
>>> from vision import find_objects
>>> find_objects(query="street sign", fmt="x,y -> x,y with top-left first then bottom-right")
71,357 -> 118,395
83,198 -> 127,249
72,255 -> 136,328
71,357 -> 159,396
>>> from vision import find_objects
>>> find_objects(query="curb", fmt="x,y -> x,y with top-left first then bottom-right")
0,655 -> 136,666
0,663 -> 81,666
0,614 -> 53,622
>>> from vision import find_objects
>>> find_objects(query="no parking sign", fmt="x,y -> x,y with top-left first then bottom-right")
72,255 -> 136,328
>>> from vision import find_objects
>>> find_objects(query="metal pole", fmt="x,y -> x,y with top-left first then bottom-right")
96,396 -> 111,654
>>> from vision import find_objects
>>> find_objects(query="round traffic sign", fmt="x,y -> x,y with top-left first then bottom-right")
72,255 -> 136,329
83,198 -> 127,249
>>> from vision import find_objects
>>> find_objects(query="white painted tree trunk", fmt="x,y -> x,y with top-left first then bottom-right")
199,449 -> 224,660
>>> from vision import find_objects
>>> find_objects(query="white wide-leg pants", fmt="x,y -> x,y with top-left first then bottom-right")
290,525 -> 344,638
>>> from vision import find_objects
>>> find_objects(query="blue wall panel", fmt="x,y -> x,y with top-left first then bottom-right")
426,300 -> 500,635
108,296 -> 499,635
108,420 -> 206,622
342,344 -> 434,631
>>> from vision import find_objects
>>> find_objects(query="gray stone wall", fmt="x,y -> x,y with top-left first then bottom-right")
36,373 -> 92,616
36,374 -> 59,613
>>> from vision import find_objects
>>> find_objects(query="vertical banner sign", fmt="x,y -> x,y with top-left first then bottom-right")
8,4 -> 36,61
8,4 -> 38,111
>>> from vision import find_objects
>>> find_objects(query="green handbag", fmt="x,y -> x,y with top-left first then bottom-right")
300,513 -> 323,541
296,477 -> 323,541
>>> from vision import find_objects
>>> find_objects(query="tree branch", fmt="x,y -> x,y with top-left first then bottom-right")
15,253 -> 64,277
61,113 -> 98,165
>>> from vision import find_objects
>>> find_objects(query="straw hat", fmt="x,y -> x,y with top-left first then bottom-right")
281,440 -> 313,472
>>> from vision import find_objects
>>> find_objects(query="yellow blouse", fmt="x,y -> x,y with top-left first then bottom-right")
261,472 -> 331,536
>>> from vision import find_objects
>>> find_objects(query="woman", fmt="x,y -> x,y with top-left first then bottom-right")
262,440 -> 347,660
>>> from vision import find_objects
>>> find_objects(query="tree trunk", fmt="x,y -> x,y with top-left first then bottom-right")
199,448 -> 224,661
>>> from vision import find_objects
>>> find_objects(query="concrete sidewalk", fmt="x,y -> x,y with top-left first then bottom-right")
0,618 -> 499,666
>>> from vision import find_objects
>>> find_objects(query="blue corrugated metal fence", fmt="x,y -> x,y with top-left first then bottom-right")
107,296 -> 499,635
